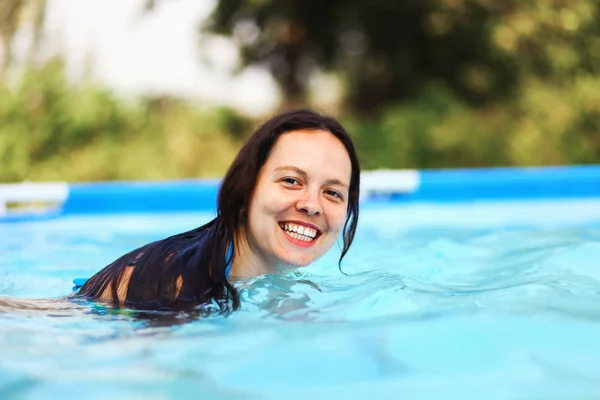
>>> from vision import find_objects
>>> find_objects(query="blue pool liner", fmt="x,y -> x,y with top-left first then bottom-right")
63,179 -> 221,214
397,165 -> 600,202
1,165 -> 599,219
63,165 -> 600,214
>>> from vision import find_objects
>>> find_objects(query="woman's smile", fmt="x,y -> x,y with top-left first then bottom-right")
278,220 -> 322,248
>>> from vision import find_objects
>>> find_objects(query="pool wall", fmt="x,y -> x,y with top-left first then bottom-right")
1,165 -> 599,221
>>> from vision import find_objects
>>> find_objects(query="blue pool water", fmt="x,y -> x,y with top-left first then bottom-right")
1,199 -> 600,399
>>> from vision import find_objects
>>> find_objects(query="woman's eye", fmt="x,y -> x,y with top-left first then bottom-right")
326,190 -> 343,200
282,177 -> 300,185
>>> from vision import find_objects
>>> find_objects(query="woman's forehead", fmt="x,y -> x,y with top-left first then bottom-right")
266,130 -> 352,181
269,129 -> 347,157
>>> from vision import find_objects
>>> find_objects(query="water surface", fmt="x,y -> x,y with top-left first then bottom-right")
1,199 -> 600,399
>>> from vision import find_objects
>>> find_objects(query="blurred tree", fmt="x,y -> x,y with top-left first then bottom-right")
204,0 -> 519,113
2,0 -> 598,182
0,0 -> 46,71
204,0 -> 599,114
0,0 -> 24,70
491,0 -> 600,78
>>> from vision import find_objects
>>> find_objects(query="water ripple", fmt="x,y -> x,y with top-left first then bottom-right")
1,207 -> 600,398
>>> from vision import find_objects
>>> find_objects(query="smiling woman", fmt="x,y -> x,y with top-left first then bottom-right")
72,109 -> 361,313
234,130 -> 353,276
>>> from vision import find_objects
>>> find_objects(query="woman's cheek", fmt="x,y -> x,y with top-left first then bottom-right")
324,210 -> 345,238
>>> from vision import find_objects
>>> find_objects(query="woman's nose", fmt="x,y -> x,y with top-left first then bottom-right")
296,191 -> 323,216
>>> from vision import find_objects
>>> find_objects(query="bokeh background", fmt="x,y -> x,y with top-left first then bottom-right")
1,0 -> 599,182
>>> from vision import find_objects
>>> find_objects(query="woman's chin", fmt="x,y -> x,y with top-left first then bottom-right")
278,256 -> 315,269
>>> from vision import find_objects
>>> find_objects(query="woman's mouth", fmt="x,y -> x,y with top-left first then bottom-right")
278,222 -> 321,246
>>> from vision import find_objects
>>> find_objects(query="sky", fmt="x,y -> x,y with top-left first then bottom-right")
39,0 -> 280,116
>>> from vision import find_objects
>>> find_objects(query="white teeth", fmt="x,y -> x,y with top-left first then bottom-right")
280,223 -> 318,241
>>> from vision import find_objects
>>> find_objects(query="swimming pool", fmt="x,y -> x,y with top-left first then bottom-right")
1,166 -> 600,399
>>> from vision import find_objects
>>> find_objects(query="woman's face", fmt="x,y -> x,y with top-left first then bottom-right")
244,129 -> 352,271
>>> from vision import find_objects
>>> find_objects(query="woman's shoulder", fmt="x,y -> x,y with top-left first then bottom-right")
75,219 -> 217,307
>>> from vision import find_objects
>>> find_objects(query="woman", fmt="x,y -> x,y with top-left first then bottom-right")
73,109 -> 361,312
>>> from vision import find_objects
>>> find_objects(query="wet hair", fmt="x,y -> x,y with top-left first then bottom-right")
76,109 -> 360,313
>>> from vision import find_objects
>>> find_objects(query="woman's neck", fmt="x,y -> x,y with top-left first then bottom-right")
229,229 -> 276,278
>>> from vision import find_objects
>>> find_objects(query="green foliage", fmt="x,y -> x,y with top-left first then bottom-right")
3,0 -> 600,183
1,58 -> 597,184
204,0 -> 600,168
206,0 -> 600,114
0,59 -> 247,182
344,75 -> 600,169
